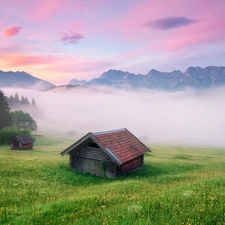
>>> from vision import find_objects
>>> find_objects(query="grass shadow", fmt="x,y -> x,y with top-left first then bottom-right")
127,161 -> 202,179
173,154 -> 194,160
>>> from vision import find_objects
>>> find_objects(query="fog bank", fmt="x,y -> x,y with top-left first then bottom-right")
3,87 -> 225,148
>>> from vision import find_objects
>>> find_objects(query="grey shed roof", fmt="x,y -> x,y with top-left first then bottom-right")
12,134 -> 34,144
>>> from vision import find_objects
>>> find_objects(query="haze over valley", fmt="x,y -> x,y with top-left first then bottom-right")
3,84 -> 225,148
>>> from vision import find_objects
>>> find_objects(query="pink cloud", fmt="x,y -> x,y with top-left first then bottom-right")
109,0 -> 225,53
30,0 -> 88,22
35,54 -> 115,77
160,16 -> 225,52
2,26 -> 22,38
0,51 -> 114,82
4,54 -> 59,67
60,31 -> 84,45
27,35 -> 37,40
0,43 -> 27,54
144,17 -> 199,30
32,0 -> 64,21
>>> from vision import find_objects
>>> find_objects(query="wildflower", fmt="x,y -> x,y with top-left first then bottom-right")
183,190 -> 193,197
127,205 -> 142,213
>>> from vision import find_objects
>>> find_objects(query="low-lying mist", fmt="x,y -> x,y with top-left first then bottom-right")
3,86 -> 225,148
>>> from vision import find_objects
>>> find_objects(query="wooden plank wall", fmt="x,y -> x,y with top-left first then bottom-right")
120,155 -> 143,175
70,143 -> 117,177
76,147 -> 111,161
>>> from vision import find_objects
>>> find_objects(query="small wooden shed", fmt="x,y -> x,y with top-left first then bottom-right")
11,134 -> 34,150
61,128 -> 151,178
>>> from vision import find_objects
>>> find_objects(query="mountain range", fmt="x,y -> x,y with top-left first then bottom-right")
69,66 -> 225,91
0,70 -> 55,90
1,66 -> 225,91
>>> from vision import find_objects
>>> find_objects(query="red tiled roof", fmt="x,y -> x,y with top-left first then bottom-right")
92,128 -> 150,164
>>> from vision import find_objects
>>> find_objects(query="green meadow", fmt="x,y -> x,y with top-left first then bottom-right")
0,136 -> 225,225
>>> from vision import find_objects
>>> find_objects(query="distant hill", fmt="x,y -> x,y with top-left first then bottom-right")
43,85 -> 101,93
69,66 -> 225,91
0,70 -> 56,90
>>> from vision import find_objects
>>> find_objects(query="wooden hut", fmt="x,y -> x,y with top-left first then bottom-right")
11,134 -> 34,150
61,128 -> 151,178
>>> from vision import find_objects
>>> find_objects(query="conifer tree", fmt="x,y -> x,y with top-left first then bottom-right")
7,95 -> 15,108
14,93 -> 20,104
24,97 -> 30,105
21,96 -> 26,104
0,90 -> 12,129
31,98 -> 36,107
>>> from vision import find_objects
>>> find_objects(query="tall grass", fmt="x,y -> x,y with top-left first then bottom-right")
0,137 -> 225,224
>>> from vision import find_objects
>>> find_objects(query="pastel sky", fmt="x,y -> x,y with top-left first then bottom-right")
0,0 -> 225,84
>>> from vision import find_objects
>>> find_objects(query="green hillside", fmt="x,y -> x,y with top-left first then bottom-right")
0,136 -> 225,225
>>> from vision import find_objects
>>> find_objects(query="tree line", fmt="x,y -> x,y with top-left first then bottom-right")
0,90 -> 37,145
7,93 -> 37,109
6,93 -> 44,118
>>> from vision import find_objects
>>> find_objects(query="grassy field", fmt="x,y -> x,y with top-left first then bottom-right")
0,136 -> 225,225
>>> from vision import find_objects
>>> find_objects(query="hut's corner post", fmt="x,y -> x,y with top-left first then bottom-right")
69,154 -> 73,168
